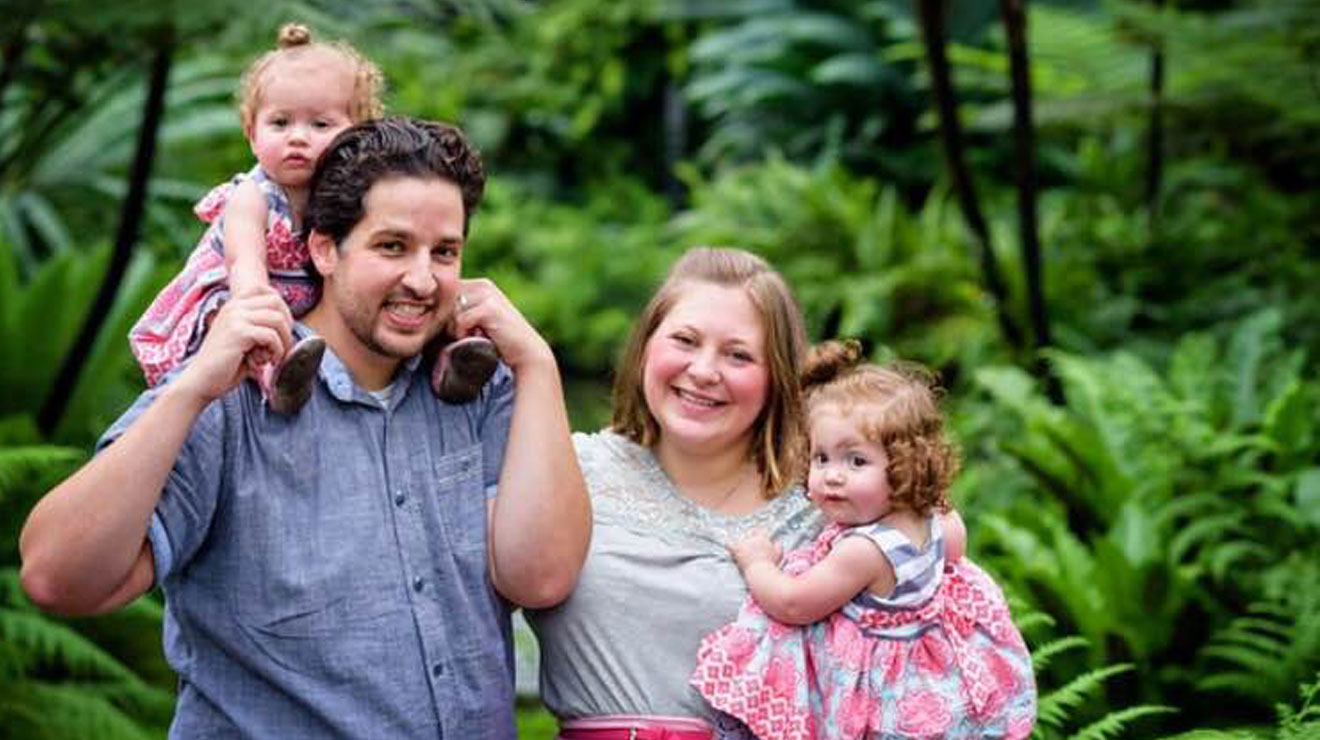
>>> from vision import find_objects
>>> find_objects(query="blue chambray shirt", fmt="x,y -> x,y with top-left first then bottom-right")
99,331 -> 518,739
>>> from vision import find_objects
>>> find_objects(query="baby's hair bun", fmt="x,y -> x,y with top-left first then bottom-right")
277,23 -> 313,48
802,338 -> 863,390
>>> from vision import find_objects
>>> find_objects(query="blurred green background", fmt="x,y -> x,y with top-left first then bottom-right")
3,0 -> 1320,737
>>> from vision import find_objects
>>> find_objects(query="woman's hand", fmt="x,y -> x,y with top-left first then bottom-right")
729,530 -> 781,574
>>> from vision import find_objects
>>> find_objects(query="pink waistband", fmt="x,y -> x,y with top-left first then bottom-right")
558,715 -> 714,740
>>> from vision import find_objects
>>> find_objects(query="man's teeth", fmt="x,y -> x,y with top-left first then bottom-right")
389,304 -> 427,317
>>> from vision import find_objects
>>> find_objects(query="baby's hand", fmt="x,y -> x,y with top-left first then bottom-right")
729,530 -> 781,573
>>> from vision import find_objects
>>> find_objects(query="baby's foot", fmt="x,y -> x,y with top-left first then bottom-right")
432,336 -> 499,404
268,336 -> 326,414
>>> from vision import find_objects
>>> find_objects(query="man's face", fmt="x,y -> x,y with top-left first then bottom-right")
312,176 -> 467,365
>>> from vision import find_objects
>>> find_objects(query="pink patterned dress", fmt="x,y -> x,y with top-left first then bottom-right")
692,519 -> 1036,740
129,166 -> 319,387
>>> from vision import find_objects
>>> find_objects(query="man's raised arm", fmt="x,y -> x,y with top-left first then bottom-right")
453,278 -> 591,608
19,289 -> 292,615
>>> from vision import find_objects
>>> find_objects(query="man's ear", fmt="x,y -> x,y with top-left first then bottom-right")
308,230 -> 338,280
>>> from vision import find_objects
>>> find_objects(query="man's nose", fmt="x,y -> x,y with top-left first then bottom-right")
401,252 -> 437,294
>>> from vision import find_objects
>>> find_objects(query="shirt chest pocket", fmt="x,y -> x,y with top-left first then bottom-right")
431,444 -> 488,554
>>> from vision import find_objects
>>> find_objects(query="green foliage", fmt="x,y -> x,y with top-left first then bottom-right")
676,153 -> 1010,374
468,175 -> 677,378
1012,602 -> 1173,739
0,447 -> 171,739
965,309 -> 1320,722
0,6 -> 268,275
679,0 -> 932,178
407,0 -> 677,186
0,241 -> 173,445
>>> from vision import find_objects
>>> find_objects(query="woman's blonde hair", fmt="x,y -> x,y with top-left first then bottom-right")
611,247 -> 808,496
803,340 -> 958,516
238,23 -> 384,133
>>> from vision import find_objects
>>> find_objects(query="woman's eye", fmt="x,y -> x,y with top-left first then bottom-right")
673,334 -> 696,346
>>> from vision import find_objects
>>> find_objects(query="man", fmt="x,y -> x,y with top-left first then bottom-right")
19,117 -> 590,738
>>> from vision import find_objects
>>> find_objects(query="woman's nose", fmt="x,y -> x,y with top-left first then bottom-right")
687,351 -> 721,383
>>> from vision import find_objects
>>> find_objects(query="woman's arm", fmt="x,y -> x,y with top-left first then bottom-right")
732,533 -> 891,626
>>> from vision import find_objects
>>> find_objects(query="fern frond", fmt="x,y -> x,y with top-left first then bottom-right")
11,681 -> 157,740
0,608 -> 140,684
1155,729 -> 1269,740
0,446 -> 83,499
1072,705 -> 1177,740
1037,663 -> 1134,728
1014,610 -> 1057,637
1030,635 -> 1089,673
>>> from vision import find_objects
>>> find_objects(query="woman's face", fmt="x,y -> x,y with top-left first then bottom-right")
642,281 -> 771,458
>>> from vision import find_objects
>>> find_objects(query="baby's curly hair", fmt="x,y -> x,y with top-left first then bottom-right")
803,339 -> 958,517
237,23 -> 384,134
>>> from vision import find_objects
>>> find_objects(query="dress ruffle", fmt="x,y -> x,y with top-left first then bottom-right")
692,527 -> 1036,740
129,168 -> 317,386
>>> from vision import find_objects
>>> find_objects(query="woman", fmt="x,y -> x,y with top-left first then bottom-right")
526,247 -> 821,739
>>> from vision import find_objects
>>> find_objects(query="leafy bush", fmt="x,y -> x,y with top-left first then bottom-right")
676,153 -> 1010,376
960,309 -> 1320,728
0,439 -> 173,739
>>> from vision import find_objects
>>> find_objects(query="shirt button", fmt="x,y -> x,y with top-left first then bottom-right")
413,577 -> 425,593
394,491 -> 406,506
432,663 -> 444,677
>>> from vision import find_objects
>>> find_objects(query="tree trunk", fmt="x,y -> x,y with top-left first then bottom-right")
38,34 -> 174,436
0,32 -> 30,134
916,0 -> 1024,352
1145,0 -> 1167,228
999,0 -> 1058,399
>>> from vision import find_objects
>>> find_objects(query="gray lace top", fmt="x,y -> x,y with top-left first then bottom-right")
525,430 -> 822,721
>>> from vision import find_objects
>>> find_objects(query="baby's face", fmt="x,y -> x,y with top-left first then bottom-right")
807,406 -> 893,526
247,55 -> 354,190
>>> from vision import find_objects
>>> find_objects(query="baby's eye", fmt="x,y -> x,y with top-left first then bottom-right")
269,116 -> 289,127
810,451 -> 828,465
313,119 -> 331,129
848,454 -> 869,468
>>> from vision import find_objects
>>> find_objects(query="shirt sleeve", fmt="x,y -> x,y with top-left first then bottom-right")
96,387 -> 228,584
478,363 -> 515,500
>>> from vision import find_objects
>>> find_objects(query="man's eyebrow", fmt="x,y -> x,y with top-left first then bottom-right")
366,227 -> 414,240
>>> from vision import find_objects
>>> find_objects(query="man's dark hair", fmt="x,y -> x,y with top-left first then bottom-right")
304,116 -> 486,247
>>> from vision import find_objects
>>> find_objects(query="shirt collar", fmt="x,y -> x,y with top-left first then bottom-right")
294,323 -> 423,406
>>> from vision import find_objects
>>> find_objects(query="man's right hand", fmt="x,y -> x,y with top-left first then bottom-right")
175,287 -> 293,403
